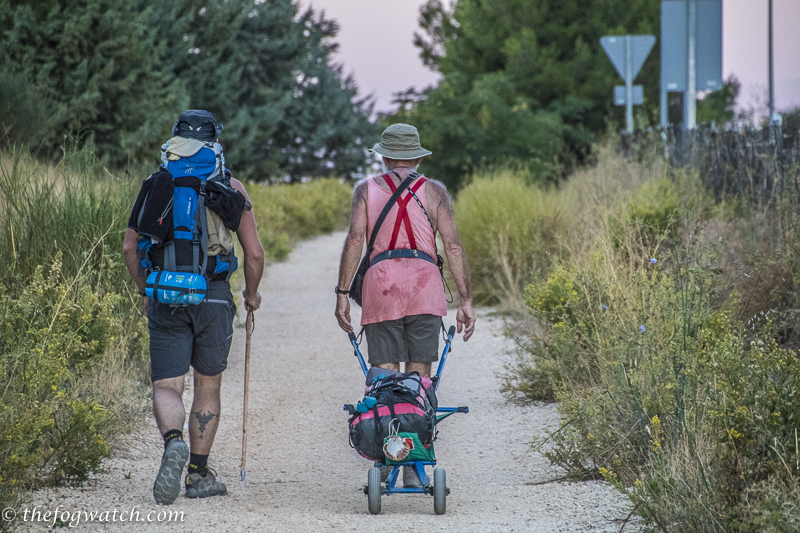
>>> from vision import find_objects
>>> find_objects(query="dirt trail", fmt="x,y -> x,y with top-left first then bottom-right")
25,231 -> 636,532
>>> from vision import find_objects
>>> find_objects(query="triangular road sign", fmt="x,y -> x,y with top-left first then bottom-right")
600,35 -> 656,81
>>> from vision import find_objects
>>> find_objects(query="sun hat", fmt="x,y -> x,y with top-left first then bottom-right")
370,123 -> 432,160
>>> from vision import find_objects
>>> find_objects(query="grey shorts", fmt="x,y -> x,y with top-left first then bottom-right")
365,314 -> 443,365
147,281 -> 236,382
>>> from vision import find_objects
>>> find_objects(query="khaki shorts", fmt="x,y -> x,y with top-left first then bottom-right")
364,314 -> 442,365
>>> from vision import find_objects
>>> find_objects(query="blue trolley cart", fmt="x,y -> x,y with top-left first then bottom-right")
344,326 -> 468,515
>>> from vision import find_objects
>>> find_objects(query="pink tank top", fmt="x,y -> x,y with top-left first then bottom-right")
360,175 -> 447,325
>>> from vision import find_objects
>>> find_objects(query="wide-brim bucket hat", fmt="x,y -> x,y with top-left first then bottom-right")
370,123 -> 432,160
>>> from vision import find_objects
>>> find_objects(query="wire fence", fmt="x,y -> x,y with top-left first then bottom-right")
621,123 -> 800,205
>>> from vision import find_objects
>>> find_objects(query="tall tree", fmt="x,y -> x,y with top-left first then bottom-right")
0,0 -> 187,165
1,0 -> 373,179
394,0 -> 661,189
150,0 -> 373,181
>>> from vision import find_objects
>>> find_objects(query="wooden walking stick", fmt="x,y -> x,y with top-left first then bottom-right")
241,309 -> 254,482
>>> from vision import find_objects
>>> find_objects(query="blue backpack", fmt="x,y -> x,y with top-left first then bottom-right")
131,138 -> 242,305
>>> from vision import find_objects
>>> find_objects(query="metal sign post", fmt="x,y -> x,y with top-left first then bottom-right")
660,0 -> 722,128
601,35 -> 656,134
768,0 -> 777,125
625,36 -> 633,134
685,0 -> 697,130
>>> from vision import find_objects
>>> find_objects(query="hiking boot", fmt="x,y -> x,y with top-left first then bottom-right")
185,467 -> 228,499
153,438 -> 189,505
403,465 -> 423,489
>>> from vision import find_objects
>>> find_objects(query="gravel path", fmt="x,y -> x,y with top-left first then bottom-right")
23,231 -> 636,532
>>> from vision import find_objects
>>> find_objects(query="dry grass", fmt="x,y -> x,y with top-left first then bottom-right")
491,142 -> 800,531
453,143 -> 668,307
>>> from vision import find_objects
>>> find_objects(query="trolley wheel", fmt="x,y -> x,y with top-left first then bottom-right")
433,467 -> 446,515
367,467 -> 382,515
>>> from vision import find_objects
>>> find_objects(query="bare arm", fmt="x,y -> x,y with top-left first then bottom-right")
335,181 -> 368,333
428,180 -> 476,341
231,178 -> 265,311
123,228 -> 146,292
122,227 -> 148,313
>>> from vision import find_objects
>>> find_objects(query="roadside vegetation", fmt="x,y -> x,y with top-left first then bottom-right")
0,145 -> 147,512
0,143 -> 351,514
3,1 -> 796,529
247,179 -> 352,262
454,137 -> 800,530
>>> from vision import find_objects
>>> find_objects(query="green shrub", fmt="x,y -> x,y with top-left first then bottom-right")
738,479 -> 800,532
515,220 -> 800,531
499,352 -> 556,403
453,170 -> 572,305
0,255 -> 148,509
610,177 -> 680,248
246,178 -> 352,261
495,143 -> 800,531
0,146 -> 148,514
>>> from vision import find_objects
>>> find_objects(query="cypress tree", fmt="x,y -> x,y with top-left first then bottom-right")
1,0 -> 373,178
0,0 -> 187,164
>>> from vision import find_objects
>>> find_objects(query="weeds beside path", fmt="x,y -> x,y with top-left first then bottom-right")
492,141 -> 800,530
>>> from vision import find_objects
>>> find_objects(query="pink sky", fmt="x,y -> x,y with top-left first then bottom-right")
724,0 -> 800,114
301,0 -> 800,115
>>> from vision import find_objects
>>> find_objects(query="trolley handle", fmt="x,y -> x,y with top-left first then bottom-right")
434,325 -> 457,391
348,324 -> 456,385
349,331 -> 368,377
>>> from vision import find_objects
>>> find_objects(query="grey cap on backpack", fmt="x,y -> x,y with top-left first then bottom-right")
172,110 -> 224,142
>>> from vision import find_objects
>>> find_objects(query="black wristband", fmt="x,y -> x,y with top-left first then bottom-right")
335,285 -> 349,295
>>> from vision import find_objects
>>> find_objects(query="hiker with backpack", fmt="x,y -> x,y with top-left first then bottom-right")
122,110 -> 264,505
334,123 -> 476,488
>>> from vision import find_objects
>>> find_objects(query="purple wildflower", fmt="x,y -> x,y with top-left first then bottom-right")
639,325 -> 646,333
650,258 -> 657,264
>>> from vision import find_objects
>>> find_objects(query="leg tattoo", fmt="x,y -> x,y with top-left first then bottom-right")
192,410 -> 217,439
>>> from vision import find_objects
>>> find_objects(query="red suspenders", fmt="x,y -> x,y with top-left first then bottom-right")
382,174 -> 427,250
